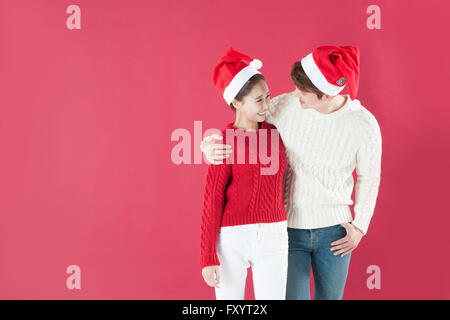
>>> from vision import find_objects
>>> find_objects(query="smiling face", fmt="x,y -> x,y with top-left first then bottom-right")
232,79 -> 271,122
292,87 -> 331,110
290,60 -> 332,110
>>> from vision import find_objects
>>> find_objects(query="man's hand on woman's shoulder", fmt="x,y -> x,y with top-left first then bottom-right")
200,134 -> 232,164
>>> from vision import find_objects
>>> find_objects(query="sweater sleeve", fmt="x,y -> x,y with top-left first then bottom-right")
282,160 -> 294,214
352,113 -> 382,235
200,161 -> 232,269
266,93 -> 290,127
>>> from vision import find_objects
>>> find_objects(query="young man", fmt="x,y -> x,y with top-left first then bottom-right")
201,45 -> 382,299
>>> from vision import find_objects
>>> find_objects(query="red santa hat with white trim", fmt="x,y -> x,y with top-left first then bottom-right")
213,47 -> 263,105
300,45 -> 360,99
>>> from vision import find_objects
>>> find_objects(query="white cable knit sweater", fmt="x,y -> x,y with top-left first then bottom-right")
267,92 -> 382,234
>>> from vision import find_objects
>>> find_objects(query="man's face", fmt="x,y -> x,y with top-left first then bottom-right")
292,87 -> 327,110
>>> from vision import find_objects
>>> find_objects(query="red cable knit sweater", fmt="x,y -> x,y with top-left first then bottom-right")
200,121 -> 287,269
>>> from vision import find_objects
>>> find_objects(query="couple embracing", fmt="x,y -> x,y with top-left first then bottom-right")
199,46 -> 382,300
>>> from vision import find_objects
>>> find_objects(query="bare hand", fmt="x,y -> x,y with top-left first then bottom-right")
200,134 -> 232,164
330,222 -> 364,257
202,265 -> 221,288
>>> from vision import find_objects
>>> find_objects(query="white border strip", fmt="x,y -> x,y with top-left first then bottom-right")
300,53 -> 345,96
223,66 -> 261,104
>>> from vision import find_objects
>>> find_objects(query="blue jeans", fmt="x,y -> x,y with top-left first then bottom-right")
286,223 -> 351,300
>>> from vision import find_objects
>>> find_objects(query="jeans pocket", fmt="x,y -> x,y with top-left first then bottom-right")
323,224 -> 346,241
336,224 -> 348,238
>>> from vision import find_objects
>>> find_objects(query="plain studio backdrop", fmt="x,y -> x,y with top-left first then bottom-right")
0,0 -> 449,299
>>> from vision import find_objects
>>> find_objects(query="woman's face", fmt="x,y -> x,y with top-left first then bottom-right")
232,80 -> 270,122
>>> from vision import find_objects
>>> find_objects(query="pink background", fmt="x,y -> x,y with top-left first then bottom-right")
0,0 -> 449,299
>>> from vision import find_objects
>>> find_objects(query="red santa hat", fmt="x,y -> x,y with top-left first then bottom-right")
300,45 -> 360,99
213,47 -> 263,105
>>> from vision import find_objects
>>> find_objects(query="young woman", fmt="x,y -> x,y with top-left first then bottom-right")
199,47 -> 288,300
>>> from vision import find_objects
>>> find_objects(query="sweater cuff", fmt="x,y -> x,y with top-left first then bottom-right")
351,214 -> 372,235
200,252 -> 220,269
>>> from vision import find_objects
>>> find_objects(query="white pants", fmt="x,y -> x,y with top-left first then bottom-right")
214,220 -> 288,300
